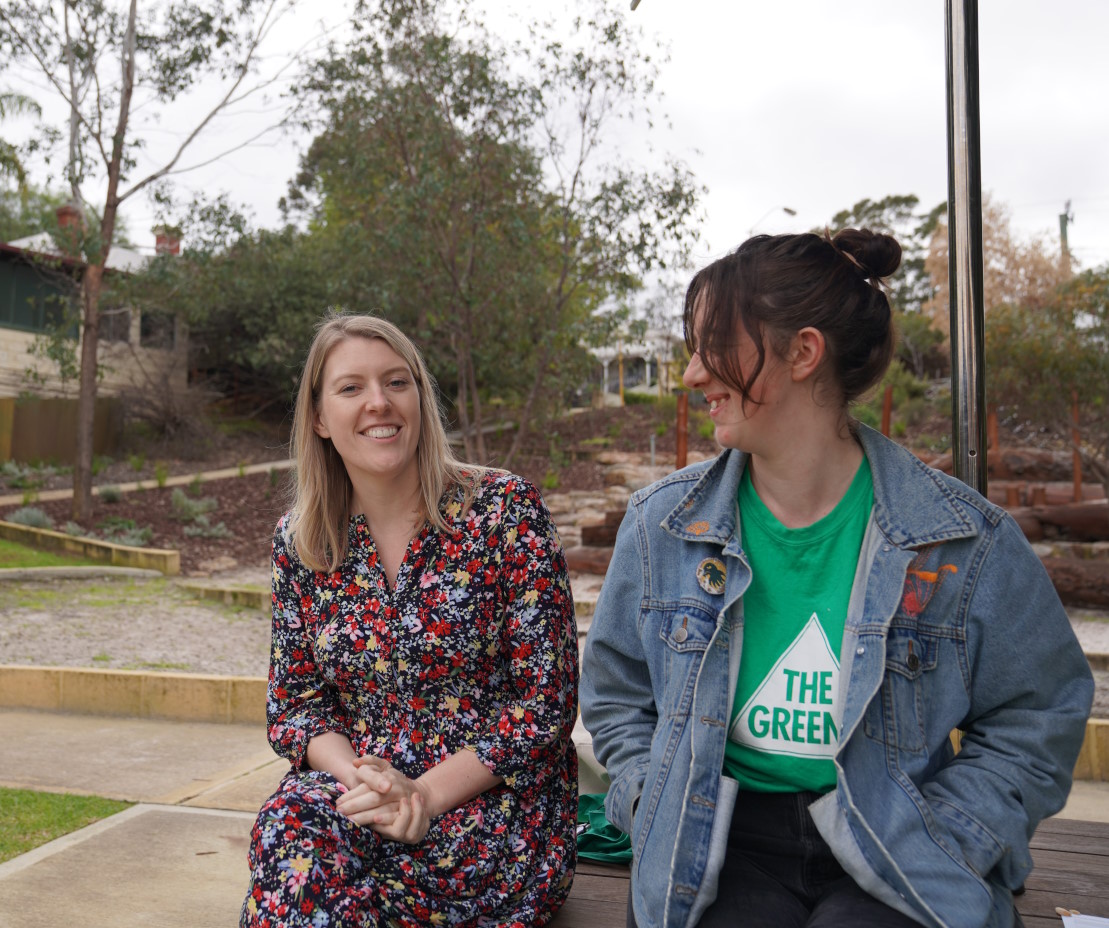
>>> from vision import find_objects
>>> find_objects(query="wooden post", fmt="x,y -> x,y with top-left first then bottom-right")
676,392 -> 688,471
987,405 -> 999,451
1072,390 -> 1083,503
880,384 -> 893,437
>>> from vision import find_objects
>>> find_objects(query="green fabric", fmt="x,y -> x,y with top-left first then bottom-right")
576,793 -> 632,863
723,457 -> 874,793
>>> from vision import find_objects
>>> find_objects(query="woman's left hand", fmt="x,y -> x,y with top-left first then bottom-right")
335,755 -> 432,844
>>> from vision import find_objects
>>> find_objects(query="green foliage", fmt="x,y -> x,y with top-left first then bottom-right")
154,461 -> 169,488
986,264 -> 1109,493
171,487 -> 217,521
0,184 -> 68,243
183,514 -> 231,538
96,516 -> 153,547
98,485 -> 122,503
128,453 -> 146,473
0,459 -> 65,491
187,474 -> 205,497
135,0 -> 702,464
0,788 -> 131,864
541,471 -> 560,491
825,194 -> 946,320
91,455 -> 112,477
694,412 -> 716,441
5,506 -> 53,529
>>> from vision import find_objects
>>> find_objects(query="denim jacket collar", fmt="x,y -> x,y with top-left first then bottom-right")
662,424 -> 978,552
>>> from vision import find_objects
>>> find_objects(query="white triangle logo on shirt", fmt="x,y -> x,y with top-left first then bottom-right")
729,613 -> 842,758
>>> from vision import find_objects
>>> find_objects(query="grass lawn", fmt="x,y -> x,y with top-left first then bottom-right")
0,787 -> 132,863
0,537 -> 101,570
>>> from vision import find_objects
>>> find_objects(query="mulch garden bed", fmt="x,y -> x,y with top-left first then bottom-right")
3,471 -> 289,576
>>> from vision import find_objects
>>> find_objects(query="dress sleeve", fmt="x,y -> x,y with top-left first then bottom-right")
465,478 -> 579,806
265,516 -> 353,770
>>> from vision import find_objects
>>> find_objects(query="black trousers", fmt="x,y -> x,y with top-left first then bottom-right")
626,790 -> 922,928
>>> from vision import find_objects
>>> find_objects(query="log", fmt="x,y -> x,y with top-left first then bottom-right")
1030,501 -> 1109,542
565,546 -> 613,575
1039,557 -> 1109,608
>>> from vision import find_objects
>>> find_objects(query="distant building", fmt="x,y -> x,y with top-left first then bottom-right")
0,208 -> 186,399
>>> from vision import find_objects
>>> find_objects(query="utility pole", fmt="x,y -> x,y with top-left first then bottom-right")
1059,199 -> 1075,274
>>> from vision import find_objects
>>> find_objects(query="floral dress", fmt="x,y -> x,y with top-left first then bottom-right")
241,473 -> 579,928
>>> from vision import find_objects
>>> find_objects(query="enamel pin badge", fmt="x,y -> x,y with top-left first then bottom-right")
696,557 -> 726,595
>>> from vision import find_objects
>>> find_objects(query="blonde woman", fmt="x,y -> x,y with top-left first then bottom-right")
241,314 -> 578,927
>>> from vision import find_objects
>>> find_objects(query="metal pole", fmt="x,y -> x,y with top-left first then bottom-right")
945,0 -> 987,493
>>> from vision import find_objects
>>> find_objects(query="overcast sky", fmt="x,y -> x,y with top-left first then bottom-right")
8,1 -> 1108,271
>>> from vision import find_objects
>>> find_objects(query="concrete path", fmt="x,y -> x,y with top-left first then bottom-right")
0,708 -> 610,927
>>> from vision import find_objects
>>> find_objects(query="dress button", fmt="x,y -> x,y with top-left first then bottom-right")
674,627 -> 688,643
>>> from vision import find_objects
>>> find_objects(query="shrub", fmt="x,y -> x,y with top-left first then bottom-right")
91,455 -> 113,476
128,453 -> 146,473
154,462 -> 169,489
187,474 -> 205,497
540,471 -> 560,492
6,506 -> 54,529
98,486 -> 122,504
97,516 -> 153,547
183,514 -> 232,538
171,488 -> 217,521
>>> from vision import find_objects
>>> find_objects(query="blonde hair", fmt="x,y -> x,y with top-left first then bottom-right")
289,312 -> 482,572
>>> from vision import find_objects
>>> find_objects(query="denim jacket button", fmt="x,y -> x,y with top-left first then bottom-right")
674,626 -> 689,643
907,654 -> 920,671
856,647 -> 865,655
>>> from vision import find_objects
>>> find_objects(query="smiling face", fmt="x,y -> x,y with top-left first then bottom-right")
312,336 -> 422,493
682,306 -> 792,454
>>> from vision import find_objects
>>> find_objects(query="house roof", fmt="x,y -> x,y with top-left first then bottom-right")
3,233 -> 148,273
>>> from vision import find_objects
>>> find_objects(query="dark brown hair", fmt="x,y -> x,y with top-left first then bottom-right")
683,228 -> 901,409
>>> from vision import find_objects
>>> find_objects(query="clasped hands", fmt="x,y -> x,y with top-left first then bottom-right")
335,755 -> 432,844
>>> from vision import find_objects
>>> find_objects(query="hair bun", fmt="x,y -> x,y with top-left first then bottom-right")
831,228 -> 902,279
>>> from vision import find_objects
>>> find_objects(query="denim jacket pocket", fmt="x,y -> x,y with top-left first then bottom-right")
658,606 -> 716,712
863,629 -> 938,754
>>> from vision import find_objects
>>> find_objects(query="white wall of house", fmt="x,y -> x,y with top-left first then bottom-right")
0,312 -> 188,399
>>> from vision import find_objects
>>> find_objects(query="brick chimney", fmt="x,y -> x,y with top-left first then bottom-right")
153,224 -> 182,256
56,202 -> 83,230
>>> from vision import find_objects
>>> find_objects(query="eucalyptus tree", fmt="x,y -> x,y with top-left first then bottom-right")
986,266 -> 1109,501
289,0 -> 703,463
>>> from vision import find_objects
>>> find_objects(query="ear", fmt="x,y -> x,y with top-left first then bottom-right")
789,327 -> 825,383
312,410 -> 330,440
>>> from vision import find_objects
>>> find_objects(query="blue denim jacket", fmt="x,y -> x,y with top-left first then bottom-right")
581,426 -> 1093,928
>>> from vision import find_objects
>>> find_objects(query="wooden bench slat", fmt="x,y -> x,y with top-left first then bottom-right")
548,817 -> 1109,927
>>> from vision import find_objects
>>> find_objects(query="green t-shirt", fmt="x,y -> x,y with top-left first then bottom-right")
723,457 -> 874,793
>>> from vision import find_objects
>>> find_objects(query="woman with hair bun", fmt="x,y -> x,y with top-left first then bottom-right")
241,313 -> 578,927
582,230 -> 1092,928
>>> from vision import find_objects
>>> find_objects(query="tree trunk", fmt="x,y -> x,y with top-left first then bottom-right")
72,264 -> 103,521
454,341 -> 474,461
503,341 -> 551,468
465,339 -> 486,462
